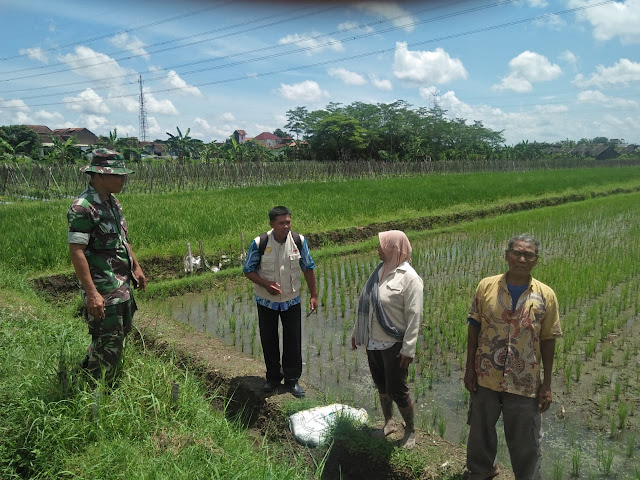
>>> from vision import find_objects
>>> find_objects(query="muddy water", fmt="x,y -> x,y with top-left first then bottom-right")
166,284 -> 639,477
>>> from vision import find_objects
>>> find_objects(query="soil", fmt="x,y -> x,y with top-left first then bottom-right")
134,310 -> 517,480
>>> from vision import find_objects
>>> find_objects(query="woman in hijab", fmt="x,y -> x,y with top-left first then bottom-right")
352,230 -> 423,449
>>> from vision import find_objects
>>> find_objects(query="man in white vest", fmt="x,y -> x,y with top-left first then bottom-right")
243,206 -> 318,397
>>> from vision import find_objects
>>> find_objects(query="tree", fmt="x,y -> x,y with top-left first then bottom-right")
49,135 -> 81,164
310,113 -> 367,161
284,106 -> 309,140
273,128 -> 288,139
165,127 -> 199,163
0,125 -> 42,159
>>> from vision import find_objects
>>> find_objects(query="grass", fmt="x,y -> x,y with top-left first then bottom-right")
2,166 -> 640,274
0,289 -> 316,479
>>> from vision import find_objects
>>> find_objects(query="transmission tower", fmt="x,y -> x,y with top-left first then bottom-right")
138,75 -> 148,142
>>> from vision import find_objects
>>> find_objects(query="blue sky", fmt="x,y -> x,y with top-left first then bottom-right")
1,0 -> 639,145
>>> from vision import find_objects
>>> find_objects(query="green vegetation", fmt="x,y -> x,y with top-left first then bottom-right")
3,166 -> 640,273
0,289 -> 317,479
2,167 -> 640,478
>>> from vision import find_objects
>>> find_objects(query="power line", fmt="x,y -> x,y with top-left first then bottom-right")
0,0 -> 624,113
0,0 -> 505,84
0,0 -> 232,62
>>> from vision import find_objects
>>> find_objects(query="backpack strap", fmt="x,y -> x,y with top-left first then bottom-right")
258,231 -> 303,257
258,232 -> 269,257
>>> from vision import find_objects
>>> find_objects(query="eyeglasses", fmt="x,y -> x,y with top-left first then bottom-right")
509,249 -> 538,261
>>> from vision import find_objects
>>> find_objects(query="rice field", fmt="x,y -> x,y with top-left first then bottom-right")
166,192 -> 640,477
2,166 -> 640,273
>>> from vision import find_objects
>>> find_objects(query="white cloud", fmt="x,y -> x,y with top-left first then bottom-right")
107,93 -> 139,114
524,0 -> 548,6
63,88 -> 110,114
145,92 -> 179,115
328,67 -> 367,85
357,2 -> 416,33
163,70 -> 202,96
533,14 -> 566,30
369,74 -> 392,90
392,42 -> 468,85
33,109 -> 64,123
493,51 -> 562,92
337,21 -> 374,33
58,46 -> 131,84
193,117 -> 232,140
577,90 -> 639,108
278,33 -> 344,55
112,123 -> 138,138
574,58 -> 640,87
570,0 -> 640,44
219,112 -> 235,122
275,80 -> 330,103
19,47 -> 48,63
559,50 -> 578,64
109,33 -> 149,59
418,86 -> 440,101
79,114 -> 109,131
145,117 -> 164,138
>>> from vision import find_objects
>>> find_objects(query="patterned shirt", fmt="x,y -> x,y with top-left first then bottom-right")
67,184 -> 134,305
243,235 -> 315,311
468,273 -> 562,398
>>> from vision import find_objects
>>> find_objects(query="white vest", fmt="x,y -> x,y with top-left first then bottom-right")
253,229 -> 303,302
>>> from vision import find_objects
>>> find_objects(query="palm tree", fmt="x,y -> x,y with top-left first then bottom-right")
166,127 -> 198,163
49,135 -> 81,164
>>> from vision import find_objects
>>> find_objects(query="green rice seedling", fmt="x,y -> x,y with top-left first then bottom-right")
551,457 -> 564,480
564,363 -> 572,393
574,358 -> 582,381
626,433 -> 636,459
437,416 -> 447,438
611,414 -> 618,438
614,379 -> 622,401
598,447 -> 615,475
619,401 -> 628,429
601,344 -> 614,365
585,336 -> 598,360
571,448 -> 582,476
599,395 -> 606,418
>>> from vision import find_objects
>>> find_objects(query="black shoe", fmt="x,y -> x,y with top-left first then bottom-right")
285,381 -> 305,398
263,380 -> 281,393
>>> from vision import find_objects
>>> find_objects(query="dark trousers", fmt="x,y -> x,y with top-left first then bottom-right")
467,386 -> 543,480
257,303 -> 302,383
366,342 -> 411,408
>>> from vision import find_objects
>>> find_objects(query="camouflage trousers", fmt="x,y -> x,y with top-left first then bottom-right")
80,297 -> 137,383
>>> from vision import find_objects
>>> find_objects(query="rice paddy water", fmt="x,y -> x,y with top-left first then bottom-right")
165,192 -> 640,476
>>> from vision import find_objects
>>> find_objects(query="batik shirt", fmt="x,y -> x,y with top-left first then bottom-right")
67,184 -> 134,305
468,274 -> 562,398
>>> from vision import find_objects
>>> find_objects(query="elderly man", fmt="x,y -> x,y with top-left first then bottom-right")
68,148 -> 146,384
243,206 -> 318,398
463,234 -> 561,480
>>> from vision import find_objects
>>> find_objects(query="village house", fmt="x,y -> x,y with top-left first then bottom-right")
253,132 -> 281,148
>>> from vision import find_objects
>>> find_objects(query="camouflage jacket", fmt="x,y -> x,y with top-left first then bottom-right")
67,184 -> 135,305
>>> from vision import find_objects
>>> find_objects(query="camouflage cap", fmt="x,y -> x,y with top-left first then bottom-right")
81,148 -> 134,175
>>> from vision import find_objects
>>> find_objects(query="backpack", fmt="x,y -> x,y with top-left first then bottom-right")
258,231 -> 303,257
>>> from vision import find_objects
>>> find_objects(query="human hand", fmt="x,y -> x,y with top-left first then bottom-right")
133,265 -> 146,291
538,384 -> 553,412
397,353 -> 413,369
265,281 -> 282,295
86,292 -> 105,319
464,368 -> 478,393
351,336 -> 357,350
309,296 -> 318,312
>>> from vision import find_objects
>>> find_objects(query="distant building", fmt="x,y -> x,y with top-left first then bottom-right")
23,125 -> 53,145
589,144 -> 619,161
139,141 -> 168,156
233,130 -> 247,144
52,128 -> 99,149
253,132 -> 281,148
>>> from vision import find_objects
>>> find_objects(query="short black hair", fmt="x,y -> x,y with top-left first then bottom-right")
269,206 -> 291,222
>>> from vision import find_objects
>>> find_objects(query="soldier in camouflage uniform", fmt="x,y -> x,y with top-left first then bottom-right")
67,148 -> 146,383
